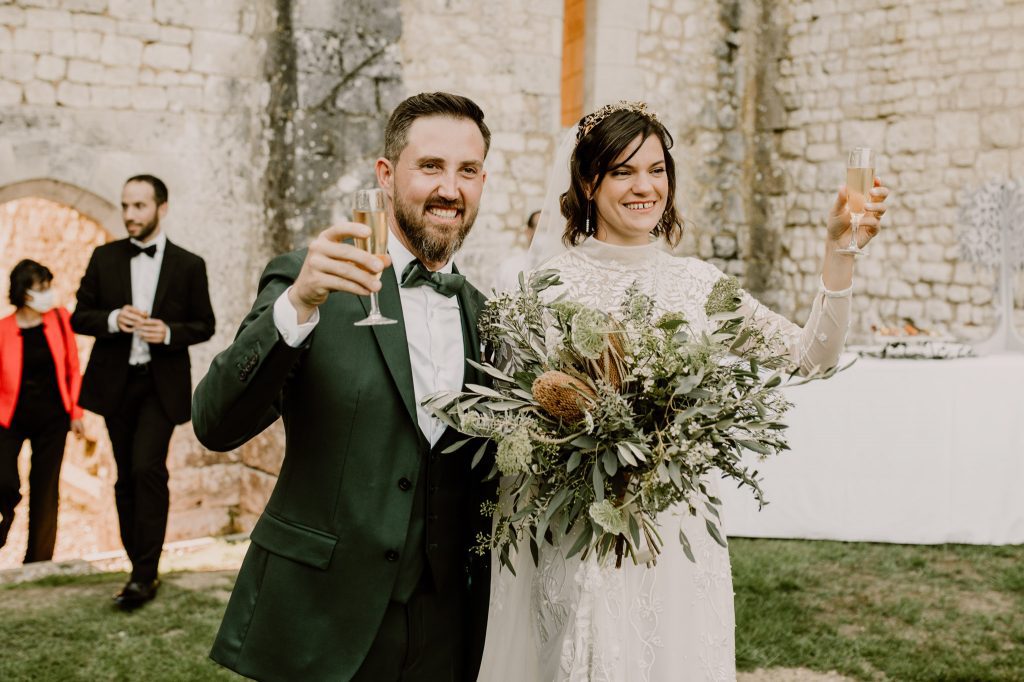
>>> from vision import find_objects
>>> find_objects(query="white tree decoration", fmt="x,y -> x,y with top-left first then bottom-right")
957,178 -> 1024,353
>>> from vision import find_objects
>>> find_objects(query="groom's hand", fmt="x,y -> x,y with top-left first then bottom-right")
289,223 -> 392,322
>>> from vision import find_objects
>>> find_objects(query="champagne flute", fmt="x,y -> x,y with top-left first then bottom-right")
836,147 -> 875,256
352,188 -> 397,326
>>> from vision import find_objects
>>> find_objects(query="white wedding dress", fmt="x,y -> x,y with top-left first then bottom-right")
476,238 -> 851,682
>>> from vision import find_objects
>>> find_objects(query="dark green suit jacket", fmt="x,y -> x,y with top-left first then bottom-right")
192,250 -> 491,681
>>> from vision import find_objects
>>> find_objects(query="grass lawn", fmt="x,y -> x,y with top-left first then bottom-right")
0,539 -> 1022,680
732,538 -> 1024,681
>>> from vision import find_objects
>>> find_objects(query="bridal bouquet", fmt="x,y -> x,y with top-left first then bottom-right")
425,271 -> 835,571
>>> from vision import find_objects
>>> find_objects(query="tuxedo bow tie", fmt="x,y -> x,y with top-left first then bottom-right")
400,260 -> 465,298
131,243 -> 157,258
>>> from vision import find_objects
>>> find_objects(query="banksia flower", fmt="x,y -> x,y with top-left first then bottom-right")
532,370 -> 597,422
597,330 -> 627,390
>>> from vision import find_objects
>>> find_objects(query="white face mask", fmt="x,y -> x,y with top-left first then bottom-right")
25,289 -> 55,313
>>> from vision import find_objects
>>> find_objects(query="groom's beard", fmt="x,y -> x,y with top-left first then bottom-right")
393,191 -> 478,265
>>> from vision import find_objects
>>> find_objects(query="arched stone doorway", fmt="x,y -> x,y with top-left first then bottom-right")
0,181 -> 123,569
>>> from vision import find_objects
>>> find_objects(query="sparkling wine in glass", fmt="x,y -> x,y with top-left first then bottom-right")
836,147 -> 875,256
352,188 -> 397,326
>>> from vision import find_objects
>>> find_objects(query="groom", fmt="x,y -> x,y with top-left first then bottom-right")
193,92 -> 493,681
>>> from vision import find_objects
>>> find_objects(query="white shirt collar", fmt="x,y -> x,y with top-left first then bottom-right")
130,230 -> 167,255
387,227 -> 455,280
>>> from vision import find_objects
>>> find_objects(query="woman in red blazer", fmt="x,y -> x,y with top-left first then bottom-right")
0,259 -> 84,563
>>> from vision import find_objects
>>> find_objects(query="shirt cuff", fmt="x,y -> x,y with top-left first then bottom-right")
164,327 -> 171,345
107,309 -> 120,334
820,276 -> 853,298
274,287 -> 319,347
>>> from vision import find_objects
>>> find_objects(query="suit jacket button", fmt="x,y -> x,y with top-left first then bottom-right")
398,477 -> 412,491
385,550 -> 399,562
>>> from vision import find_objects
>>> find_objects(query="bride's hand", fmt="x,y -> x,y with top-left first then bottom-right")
827,177 -> 890,248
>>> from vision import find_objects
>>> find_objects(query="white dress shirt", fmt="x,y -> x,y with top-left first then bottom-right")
274,235 -> 466,446
105,231 -> 170,365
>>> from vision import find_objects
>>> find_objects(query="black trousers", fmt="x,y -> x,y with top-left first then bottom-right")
350,575 -> 468,682
0,413 -> 69,563
104,367 -> 175,583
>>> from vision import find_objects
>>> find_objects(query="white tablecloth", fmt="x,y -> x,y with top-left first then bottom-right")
720,353 -> 1024,545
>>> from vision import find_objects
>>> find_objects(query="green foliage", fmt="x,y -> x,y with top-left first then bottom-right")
425,270 -> 836,568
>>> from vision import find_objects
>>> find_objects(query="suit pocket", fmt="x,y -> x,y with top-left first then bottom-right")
249,511 -> 338,570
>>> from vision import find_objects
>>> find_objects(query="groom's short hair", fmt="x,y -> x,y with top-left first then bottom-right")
384,92 -> 491,162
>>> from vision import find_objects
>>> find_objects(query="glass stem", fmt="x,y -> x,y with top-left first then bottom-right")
848,213 -> 862,250
368,292 -> 383,317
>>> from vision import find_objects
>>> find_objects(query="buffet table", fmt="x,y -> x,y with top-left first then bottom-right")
720,353 -> 1024,545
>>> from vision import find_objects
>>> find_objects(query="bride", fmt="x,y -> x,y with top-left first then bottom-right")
476,102 -> 889,681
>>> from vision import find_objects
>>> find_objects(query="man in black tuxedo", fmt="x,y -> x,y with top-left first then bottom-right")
72,175 -> 215,609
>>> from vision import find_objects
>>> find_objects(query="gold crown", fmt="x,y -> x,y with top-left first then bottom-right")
576,101 -> 659,142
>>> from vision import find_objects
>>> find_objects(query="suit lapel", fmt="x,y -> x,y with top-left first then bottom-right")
119,240 -> 134,306
454,271 -> 484,388
359,265 -> 419,429
151,240 -> 176,315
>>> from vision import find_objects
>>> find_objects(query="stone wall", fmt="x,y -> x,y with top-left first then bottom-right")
0,0 -> 276,541
769,0 -> 1022,338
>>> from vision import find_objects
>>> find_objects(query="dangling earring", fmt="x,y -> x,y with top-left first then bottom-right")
585,200 -> 593,235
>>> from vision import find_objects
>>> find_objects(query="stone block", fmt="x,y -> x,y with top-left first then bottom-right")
240,467 -> 277,516
0,7 -> 27,27
74,31 -> 102,58
50,29 -> 76,57
35,54 -> 65,80
117,20 -> 161,42
26,8 -> 73,29
71,14 -> 114,32
886,117 -> 935,154
169,467 -> 204,508
61,0 -> 109,11
970,285 -> 992,305
67,58 -> 104,83
155,0 -> 244,32
947,284 -> 970,303
108,0 -> 154,20
102,64 -> 137,85
925,299 -> 953,322
142,43 -> 190,71
166,84 -> 202,111
203,464 -> 241,507
897,299 -> 924,321
919,262 -> 953,282
14,28 -> 51,54
952,262 -> 978,285
23,80 -> 55,105
1,53 -> 37,83
160,25 -> 192,45
888,279 -> 913,298
0,81 -> 22,106
131,84 -> 166,110
56,80 -> 89,106
99,34 -> 142,67
154,70 -> 180,85
89,84 -> 132,109
980,111 -> 1020,149
166,507 -> 233,542
192,30 -> 262,77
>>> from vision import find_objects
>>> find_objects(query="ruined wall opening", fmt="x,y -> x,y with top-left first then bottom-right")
0,183 -> 121,569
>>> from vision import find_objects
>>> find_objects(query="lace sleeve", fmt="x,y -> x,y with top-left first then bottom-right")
737,278 -> 851,374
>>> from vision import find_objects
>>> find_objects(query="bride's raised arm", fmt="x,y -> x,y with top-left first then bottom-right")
731,177 -> 889,374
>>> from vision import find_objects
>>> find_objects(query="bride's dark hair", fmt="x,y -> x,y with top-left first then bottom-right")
560,109 -> 683,247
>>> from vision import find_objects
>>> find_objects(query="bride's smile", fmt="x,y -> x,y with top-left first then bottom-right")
592,133 -> 670,246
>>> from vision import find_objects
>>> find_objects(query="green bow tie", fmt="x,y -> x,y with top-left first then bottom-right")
399,260 -> 466,298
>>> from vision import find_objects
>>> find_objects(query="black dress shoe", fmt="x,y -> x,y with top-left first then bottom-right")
113,579 -> 160,610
